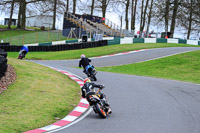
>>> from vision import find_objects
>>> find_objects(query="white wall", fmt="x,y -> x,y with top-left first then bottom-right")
26,16 -> 53,28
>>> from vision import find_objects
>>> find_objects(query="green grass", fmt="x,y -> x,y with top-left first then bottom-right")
0,25 -> 17,29
97,50 -> 200,84
0,58 -> 81,132
7,43 -> 200,60
1,30 -> 67,45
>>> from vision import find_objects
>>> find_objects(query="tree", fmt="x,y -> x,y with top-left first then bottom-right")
8,0 -> 15,29
141,0 -> 149,32
73,0 -> 76,14
170,0 -> 179,38
66,0 -> 69,12
131,0 -> 137,31
91,0 -> 95,15
125,0 -> 130,30
187,0 -> 193,39
165,0 -> 170,34
52,0 -> 57,30
146,0 -> 154,37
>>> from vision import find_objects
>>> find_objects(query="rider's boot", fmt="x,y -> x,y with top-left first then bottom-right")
102,98 -> 112,114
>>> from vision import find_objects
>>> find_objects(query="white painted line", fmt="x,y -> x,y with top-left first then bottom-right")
73,106 -> 88,112
40,125 -> 61,131
62,115 -> 78,121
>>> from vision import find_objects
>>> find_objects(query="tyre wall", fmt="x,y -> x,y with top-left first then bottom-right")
0,40 -> 108,52
0,49 -> 8,80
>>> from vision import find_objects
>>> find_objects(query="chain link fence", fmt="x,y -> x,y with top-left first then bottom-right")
1,30 -> 68,45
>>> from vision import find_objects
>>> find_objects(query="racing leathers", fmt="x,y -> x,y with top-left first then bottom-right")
79,58 -> 91,73
81,82 -> 111,114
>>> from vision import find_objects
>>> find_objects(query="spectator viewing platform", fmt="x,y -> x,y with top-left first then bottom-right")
62,12 -> 126,38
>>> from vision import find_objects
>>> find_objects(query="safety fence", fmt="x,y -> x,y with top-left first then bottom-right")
0,40 -> 107,52
0,49 -> 8,80
0,30 -> 66,46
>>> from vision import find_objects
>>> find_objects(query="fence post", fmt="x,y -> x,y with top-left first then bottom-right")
36,32 -> 38,43
48,31 -> 49,42
23,34 -> 24,44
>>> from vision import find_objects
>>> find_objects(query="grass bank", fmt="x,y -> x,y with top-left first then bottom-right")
97,50 -> 200,84
8,43 -> 199,60
0,30 -> 66,45
0,58 -> 81,132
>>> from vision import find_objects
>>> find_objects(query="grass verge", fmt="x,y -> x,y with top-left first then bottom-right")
97,50 -> 200,84
8,43 -> 200,60
0,58 -> 81,132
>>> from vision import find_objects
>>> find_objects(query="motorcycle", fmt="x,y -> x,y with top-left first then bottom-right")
18,46 -> 28,60
88,88 -> 111,118
85,65 -> 97,81
18,50 -> 27,59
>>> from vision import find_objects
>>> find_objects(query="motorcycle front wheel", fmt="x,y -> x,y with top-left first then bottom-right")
94,103 -> 106,118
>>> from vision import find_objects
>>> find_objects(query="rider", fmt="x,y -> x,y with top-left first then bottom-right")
79,54 -> 92,74
81,78 -> 112,114
18,46 -> 29,59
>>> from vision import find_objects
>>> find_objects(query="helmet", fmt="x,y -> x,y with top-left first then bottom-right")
84,78 -> 91,83
81,54 -> 85,59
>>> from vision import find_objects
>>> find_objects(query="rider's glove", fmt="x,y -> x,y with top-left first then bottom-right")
100,85 -> 105,89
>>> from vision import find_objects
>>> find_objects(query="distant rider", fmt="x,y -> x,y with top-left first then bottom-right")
18,46 -> 29,59
79,54 -> 91,74
81,78 -> 112,114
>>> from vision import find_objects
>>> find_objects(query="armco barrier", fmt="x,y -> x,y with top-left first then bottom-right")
178,39 -> 187,44
156,38 -> 167,43
133,38 -> 144,43
39,42 -> 52,46
0,40 -> 108,52
0,49 -> 8,80
66,39 -> 78,44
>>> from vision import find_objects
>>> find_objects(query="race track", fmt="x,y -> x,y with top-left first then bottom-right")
29,47 -> 200,133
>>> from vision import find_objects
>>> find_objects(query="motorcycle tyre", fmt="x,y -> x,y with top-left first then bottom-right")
91,71 -> 97,81
94,103 -> 106,118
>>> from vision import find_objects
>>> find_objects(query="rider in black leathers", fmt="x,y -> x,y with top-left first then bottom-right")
81,78 -> 112,114
79,54 -> 91,73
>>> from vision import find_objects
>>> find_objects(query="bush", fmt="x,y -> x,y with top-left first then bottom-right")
40,26 -> 45,31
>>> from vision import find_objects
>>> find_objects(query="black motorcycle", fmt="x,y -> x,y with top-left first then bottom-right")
88,88 -> 111,118
85,65 -> 97,81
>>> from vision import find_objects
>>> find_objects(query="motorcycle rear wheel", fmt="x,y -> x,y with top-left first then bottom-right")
94,103 -> 106,118
91,71 -> 97,81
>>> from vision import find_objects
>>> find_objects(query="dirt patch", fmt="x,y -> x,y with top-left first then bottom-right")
0,65 -> 16,94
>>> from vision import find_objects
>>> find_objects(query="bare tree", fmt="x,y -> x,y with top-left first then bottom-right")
52,0 -> 57,30
131,0 -> 137,31
8,0 -> 15,29
66,0 -> 69,12
170,0 -> 179,38
146,0 -> 154,37
187,0 -> 193,39
165,0 -> 170,34
125,0 -> 130,30
139,0 -> 150,37
91,0 -> 95,15
73,0 -> 76,14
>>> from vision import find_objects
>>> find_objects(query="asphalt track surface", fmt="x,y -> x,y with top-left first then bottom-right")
29,47 -> 200,133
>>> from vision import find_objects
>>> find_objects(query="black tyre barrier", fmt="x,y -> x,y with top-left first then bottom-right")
0,50 -> 8,80
0,40 -> 108,52
0,43 -> 10,46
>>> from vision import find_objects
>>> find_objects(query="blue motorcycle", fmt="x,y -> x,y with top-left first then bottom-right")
85,65 -> 97,81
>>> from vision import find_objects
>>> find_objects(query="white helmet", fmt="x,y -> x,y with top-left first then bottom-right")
81,54 -> 85,59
